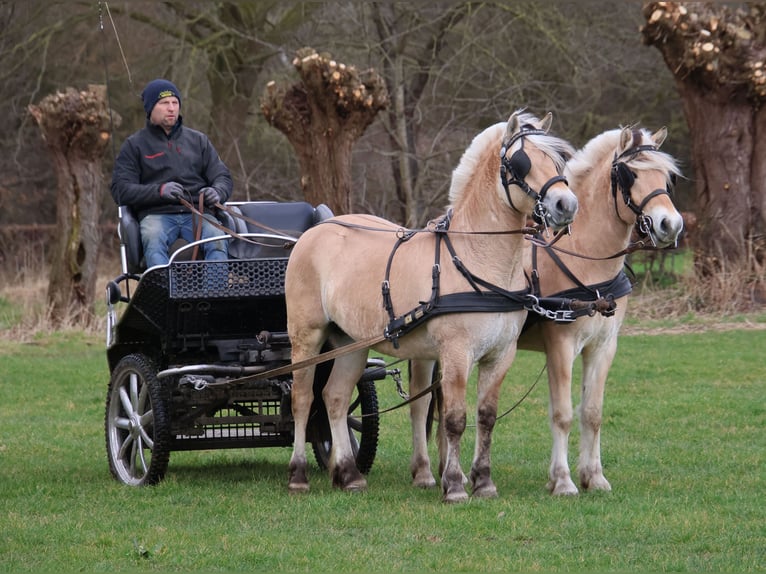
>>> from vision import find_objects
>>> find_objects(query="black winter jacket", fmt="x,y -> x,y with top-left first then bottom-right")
110,117 -> 233,220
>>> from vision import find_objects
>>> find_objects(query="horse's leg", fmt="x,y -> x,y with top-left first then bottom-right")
578,337 -> 617,492
438,356 -> 471,503
544,327 -> 579,495
409,359 -> 437,488
434,384 -> 468,487
288,362 -> 316,493
469,349 -> 518,498
324,350 -> 369,491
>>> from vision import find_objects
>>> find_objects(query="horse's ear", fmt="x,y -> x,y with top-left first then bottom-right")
506,111 -> 521,142
539,112 -> 553,133
652,126 -> 668,148
619,127 -> 632,152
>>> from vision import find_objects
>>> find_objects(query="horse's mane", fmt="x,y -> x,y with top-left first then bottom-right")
565,127 -> 682,187
449,111 -> 575,204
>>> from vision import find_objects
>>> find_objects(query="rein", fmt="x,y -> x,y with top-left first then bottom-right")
176,196 -> 301,248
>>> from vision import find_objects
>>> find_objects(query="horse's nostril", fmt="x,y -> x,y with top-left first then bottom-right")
557,195 -> 578,218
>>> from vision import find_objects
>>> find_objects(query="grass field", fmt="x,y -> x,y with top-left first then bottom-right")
1,328 -> 764,572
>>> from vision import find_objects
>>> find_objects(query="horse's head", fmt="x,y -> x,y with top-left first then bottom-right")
609,126 -> 684,247
499,111 -> 578,231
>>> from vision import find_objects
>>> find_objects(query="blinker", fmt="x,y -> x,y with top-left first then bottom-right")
509,149 -> 532,179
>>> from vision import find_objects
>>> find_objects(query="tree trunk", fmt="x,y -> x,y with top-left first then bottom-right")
675,86 -> 765,276
28,85 -> 119,325
260,48 -> 389,215
642,2 -> 766,302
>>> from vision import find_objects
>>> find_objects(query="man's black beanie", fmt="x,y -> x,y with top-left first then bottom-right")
141,79 -> 181,118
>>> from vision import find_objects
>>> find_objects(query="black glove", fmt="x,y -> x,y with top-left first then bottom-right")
201,187 -> 222,207
160,181 -> 184,201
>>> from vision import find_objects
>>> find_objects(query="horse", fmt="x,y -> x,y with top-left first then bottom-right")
409,125 -> 684,494
284,110 -> 579,502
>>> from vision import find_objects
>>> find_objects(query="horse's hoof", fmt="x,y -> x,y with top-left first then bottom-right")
472,484 -> 498,498
342,477 -> 368,492
442,482 -> 469,503
412,471 -> 437,489
442,489 -> 469,503
582,474 -> 611,492
547,478 -> 578,496
413,477 -> 437,489
288,482 -> 310,494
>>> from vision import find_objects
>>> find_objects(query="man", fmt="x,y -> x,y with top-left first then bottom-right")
111,78 -> 233,268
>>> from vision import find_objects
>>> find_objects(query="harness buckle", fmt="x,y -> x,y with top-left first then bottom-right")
551,309 -> 576,322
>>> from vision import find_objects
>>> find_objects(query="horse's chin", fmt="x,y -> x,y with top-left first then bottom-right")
546,216 -> 575,232
652,236 -> 679,250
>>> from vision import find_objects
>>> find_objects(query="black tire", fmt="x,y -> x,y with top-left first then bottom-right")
105,353 -> 171,486
311,379 -> 380,474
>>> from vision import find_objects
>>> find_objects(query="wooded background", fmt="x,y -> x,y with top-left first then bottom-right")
2,1 -> 764,318
0,1 -> 692,228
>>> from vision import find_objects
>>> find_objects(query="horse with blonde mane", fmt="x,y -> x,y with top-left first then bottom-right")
285,110 -> 578,502
408,125 -> 684,495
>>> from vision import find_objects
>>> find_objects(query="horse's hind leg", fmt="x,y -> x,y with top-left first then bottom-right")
288,362 -> 316,493
578,341 -> 616,492
409,360 -> 437,488
325,349 -> 369,491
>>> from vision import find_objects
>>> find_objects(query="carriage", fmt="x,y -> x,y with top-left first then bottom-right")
104,200 -> 396,486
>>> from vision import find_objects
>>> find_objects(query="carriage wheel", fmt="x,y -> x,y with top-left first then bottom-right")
105,353 -> 171,486
311,379 -> 380,474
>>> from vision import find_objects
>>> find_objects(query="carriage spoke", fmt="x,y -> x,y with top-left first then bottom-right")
136,437 -> 149,474
118,433 -> 134,459
137,380 -> 149,412
113,416 -> 131,430
138,427 -> 154,450
347,416 -> 363,433
129,372 -> 140,409
139,410 -> 153,427
119,386 -> 134,417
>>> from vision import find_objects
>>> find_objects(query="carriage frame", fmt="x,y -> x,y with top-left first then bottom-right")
104,200 -> 394,486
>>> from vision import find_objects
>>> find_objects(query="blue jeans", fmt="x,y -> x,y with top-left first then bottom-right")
140,213 -> 228,268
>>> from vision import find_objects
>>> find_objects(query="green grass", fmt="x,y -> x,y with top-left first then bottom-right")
1,329 -> 764,572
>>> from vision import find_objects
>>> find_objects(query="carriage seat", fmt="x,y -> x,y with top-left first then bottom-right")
227,201 -> 333,259
117,205 -> 238,274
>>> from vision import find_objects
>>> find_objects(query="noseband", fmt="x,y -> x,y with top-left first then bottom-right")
610,144 -> 674,246
500,126 -> 568,225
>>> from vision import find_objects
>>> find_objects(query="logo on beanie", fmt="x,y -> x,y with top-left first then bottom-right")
158,90 -> 176,99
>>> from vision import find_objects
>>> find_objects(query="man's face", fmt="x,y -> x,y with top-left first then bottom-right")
150,96 -> 180,132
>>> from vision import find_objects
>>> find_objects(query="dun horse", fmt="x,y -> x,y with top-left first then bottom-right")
408,125 -> 684,494
285,110 -> 578,502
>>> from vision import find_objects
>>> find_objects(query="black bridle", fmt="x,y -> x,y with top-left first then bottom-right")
499,126 -> 569,226
610,144 -> 675,247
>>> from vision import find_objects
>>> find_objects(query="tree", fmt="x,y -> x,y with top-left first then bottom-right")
368,2 -> 471,226
28,85 -> 118,325
641,2 -> 765,303
260,47 -> 389,215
